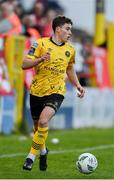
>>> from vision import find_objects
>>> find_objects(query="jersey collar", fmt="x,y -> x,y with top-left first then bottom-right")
50,37 -> 65,46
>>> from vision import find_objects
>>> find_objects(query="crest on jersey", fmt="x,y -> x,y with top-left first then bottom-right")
65,51 -> 70,57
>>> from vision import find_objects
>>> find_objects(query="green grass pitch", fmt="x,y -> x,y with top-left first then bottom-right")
0,128 -> 114,179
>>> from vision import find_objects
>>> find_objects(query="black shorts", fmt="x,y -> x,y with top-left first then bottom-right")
30,93 -> 64,121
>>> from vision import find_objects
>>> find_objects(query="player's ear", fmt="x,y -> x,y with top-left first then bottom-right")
56,26 -> 61,33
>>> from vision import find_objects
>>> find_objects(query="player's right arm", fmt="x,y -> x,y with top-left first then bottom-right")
22,40 -> 50,70
22,52 -> 50,70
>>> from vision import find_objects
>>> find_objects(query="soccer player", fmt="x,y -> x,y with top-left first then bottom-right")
22,16 -> 85,171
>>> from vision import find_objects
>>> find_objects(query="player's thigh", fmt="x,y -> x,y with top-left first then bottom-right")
39,106 -> 55,123
39,93 -> 64,125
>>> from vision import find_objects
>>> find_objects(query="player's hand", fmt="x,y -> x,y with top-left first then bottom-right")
41,52 -> 50,61
76,85 -> 85,98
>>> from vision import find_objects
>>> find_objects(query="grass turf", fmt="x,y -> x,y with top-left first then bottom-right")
0,128 -> 114,179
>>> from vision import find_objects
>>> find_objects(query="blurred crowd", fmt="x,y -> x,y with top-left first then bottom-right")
0,0 -> 94,89
0,0 -> 64,38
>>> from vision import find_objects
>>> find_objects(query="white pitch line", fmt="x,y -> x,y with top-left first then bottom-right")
50,144 -> 114,154
0,144 -> 114,159
0,153 -> 26,158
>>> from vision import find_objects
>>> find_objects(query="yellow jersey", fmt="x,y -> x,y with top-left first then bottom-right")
26,37 -> 75,97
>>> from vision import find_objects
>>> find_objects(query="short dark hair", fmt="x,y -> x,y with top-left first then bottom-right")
52,16 -> 73,32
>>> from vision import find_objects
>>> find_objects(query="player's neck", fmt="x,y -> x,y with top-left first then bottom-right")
52,35 -> 64,45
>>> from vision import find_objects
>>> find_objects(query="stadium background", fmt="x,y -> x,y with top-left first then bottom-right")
0,0 -> 114,134
0,0 -> 114,179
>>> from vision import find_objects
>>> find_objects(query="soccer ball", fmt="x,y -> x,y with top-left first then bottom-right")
76,153 -> 98,174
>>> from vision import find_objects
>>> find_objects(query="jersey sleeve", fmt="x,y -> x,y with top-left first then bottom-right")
67,49 -> 76,68
26,39 -> 42,60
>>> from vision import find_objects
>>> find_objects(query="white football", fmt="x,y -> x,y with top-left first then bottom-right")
76,153 -> 98,174
51,138 -> 59,144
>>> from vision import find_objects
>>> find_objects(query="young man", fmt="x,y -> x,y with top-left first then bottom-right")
22,16 -> 85,171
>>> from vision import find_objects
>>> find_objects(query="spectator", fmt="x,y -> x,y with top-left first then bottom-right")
14,3 -> 24,19
6,0 -> 18,7
19,0 -> 36,13
0,58 -> 11,93
34,1 -> 45,25
22,14 -> 41,40
36,0 -> 64,14
43,9 -> 57,37
80,39 -> 94,86
0,2 -> 22,36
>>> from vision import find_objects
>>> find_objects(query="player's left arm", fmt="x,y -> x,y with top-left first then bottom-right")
66,65 -> 85,98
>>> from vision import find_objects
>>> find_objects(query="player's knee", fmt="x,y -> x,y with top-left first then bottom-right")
38,119 -> 48,127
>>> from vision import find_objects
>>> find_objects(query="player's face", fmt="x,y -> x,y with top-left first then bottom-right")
59,23 -> 72,42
